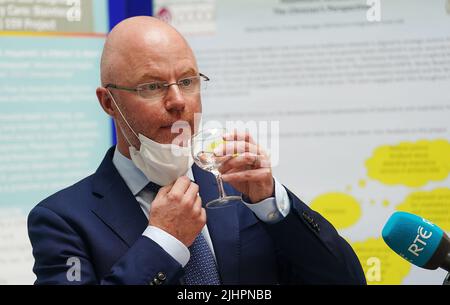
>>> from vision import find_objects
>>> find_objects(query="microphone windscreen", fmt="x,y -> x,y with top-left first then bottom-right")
382,211 -> 444,268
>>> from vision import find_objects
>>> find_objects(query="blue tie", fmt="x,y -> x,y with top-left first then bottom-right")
146,182 -> 221,285
184,232 -> 221,285
147,181 -> 162,193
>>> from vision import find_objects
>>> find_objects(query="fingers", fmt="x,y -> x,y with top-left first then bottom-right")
161,177 -> 201,212
221,167 -> 272,183
149,177 -> 206,248
184,181 -> 200,206
214,141 -> 261,157
213,131 -> 272,177
154,182 -> 172,199
215,131 -> 267,159
219,153 -> 271,174
166,176 -> 192,202
223,130 -> 256,144
192,196 -> 203,217
200,206 -> 207,223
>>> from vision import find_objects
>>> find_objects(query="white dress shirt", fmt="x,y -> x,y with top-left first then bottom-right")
112,148 -> 291,267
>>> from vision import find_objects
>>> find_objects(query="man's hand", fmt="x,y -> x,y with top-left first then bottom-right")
149,176 -> 205,247
216,131 -> 274,203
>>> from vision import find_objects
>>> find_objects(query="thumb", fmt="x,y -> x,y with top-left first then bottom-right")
154,183 -> 172,200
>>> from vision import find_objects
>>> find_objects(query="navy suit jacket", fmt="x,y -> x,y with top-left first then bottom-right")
28,147 -> 366,285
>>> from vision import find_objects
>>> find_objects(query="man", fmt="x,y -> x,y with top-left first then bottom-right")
27,16 -> 366,285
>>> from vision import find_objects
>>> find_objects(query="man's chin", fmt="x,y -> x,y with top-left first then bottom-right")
155,127 -> 190,146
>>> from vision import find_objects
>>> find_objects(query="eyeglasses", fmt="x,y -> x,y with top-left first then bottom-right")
105,73 -> 210,102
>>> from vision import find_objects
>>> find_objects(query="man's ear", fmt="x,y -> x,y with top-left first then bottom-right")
96,87 -> 115,118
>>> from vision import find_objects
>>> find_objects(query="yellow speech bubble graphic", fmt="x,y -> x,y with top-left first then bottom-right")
396,188 -> 450,231
365,139 -> 450,187
207,140 -> 240,157
207,139 -> 225,152
351,237 -> 411,285
358,179 -> 367,188
310,192 -> 362,230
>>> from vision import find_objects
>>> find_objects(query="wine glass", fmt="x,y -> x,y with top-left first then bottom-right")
191,128 -> 242,208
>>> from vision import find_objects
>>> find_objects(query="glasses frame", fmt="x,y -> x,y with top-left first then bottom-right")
104,73 -> 210,101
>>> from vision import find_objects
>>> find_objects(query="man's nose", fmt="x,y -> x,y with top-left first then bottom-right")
164,84 -> 186,112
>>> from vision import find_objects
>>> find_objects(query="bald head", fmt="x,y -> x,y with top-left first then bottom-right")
96,16 -> 202,153
100,16 -> 196,86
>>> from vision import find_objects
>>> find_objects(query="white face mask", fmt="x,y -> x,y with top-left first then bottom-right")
107,90 -> 194,186
129,134 -> 193,186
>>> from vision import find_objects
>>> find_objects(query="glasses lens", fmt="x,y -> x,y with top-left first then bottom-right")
137,75 -> 209,101
138,82 -> 166,100
179,76 -> 202,94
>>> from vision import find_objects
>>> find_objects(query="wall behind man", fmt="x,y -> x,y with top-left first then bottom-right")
0,0 -> 122,284
151,0 -> 450,285
0,0 -> 153,285
108,0 -> 153,145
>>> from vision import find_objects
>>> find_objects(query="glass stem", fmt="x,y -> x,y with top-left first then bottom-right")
215,173 -> 227,199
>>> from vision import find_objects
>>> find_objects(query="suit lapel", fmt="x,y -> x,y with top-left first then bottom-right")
192,164 -> 241,285
89,149 -> 242,283
91,147 -> 148,247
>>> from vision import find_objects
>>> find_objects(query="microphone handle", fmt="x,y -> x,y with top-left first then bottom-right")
425,233 -> 450,272
443,273 -> 450,286
440,234 -> 450,272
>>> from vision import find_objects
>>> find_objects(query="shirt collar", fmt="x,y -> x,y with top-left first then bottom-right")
112,147 -> 149,196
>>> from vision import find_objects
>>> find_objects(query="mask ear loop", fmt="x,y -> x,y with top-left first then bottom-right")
106,89 -> 139,148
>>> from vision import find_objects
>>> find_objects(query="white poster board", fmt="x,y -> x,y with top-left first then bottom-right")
0,0 -> 110,284
155,0 -> 450,284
